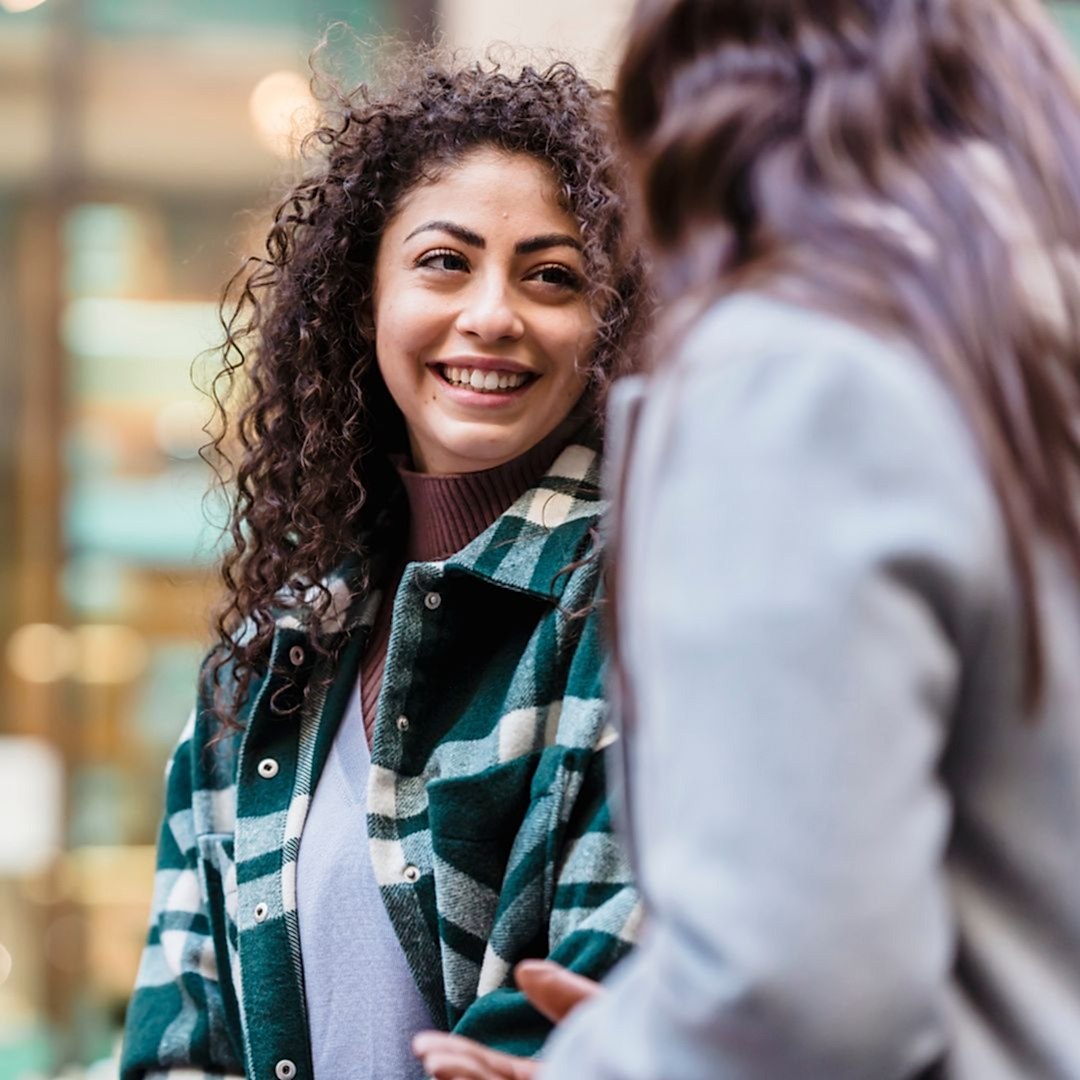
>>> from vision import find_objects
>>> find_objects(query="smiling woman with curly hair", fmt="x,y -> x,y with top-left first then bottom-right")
120,49 -> 648,1080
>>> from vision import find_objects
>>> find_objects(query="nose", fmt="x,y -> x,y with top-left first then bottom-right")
454,276 -> 524,343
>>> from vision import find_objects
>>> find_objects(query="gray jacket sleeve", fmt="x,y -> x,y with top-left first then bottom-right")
541,300 -> 1007,1079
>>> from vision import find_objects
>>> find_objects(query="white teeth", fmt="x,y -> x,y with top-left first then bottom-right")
440,365 -> 530,392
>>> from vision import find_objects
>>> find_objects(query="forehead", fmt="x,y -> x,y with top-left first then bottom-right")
390,147 -> 580,238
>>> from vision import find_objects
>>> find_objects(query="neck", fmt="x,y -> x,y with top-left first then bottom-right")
396,412 -> 589,561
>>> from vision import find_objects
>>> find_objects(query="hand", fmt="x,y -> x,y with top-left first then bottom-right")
412,961 -> 603,1079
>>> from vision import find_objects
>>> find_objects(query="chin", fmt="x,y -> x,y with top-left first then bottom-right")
442,435 -> 528,473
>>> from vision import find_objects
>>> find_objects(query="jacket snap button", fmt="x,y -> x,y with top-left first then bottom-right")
275,1060 -> 297,1080
396,715 -> 410,732
403,865 -> 420,883
257,758 -> 279,779
253,902 -> 269,923
288,645 -> 305,666
423,591 -> 441,610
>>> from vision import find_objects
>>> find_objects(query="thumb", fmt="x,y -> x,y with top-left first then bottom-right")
515,960 -> 602,1024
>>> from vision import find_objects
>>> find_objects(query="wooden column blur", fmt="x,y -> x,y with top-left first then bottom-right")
11,0 -> 86,1067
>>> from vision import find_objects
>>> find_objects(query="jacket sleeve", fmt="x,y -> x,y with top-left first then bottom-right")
451,695 -> 640,1057
541,311 -> 1005,1078
120,711 -> 245,1080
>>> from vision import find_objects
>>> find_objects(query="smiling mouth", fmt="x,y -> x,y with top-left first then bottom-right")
436,364 -> 537,394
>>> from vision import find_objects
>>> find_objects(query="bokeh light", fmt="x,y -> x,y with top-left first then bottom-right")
6,624 -> 76,685
249,70 -> 319,159
0,0 -> 48,13
71,625 -> 149,686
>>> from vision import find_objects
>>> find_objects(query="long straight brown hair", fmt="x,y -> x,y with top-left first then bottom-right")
614,0 -> 1080,705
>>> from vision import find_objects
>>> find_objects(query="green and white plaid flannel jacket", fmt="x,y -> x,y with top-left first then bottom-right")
120,436 -> 641,1080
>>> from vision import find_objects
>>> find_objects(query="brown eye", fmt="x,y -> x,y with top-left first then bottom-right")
417,249 -> 469,273
529,263 -> 583,290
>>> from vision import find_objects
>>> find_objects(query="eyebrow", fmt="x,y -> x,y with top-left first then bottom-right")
402,221 -> 583,256
404,221 -> 485,247
515,233 -> 583,255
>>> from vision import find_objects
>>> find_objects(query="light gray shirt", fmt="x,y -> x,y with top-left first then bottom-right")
543,294 -> 1080,1079
297,684 -> 433,1079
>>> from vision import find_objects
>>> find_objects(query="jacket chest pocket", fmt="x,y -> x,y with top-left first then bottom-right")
426,756 -> 559,1017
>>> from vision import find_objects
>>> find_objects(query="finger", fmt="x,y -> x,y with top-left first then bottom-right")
419,1046 -> 536,1080
413,1032 -> 504,1061
515,959 -> 602,1022
419,1046 -> 493,1080
413,1034 -> 492,1080
413,1032 -> 537,1080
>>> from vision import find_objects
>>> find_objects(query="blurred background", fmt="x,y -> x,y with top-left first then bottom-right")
1,1 -> 1080,1077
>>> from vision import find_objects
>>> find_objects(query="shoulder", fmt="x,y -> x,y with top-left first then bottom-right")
658,293 -> 988,502
625,291 -> 1010,634
678,293 -> 955,420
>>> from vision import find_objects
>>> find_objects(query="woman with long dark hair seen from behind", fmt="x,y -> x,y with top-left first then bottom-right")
416,0 -> 1080,1077
120,48 -> 646,1080
545,0 -> 1080,1076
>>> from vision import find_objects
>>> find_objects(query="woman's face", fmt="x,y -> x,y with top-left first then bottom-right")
373,147 -> 596,474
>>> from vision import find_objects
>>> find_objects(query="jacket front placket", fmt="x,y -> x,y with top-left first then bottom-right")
366,557 -> 453,1026
230,620 -> 357,1080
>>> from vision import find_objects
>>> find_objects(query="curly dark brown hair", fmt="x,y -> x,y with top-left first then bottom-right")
205,47 -> 649,718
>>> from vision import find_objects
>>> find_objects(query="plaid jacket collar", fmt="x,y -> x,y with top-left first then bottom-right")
278,431 -> 606,642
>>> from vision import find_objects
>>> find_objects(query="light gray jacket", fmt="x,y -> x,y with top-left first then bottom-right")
542,294 -> 1080,1079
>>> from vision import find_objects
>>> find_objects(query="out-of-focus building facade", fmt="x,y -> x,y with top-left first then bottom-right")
0,4 -> 406,1076
3,1 -> 1080,1077
440,0 -> 630,80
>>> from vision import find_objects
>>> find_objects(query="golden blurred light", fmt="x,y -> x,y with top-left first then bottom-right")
72,624 -> 149,685
0,942 -> 11,987
249,70 -> 318,159
0,0 -> 48,12
6,623 -> 148,684
6,623 -> 75,684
